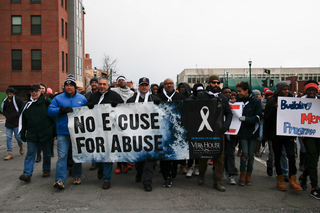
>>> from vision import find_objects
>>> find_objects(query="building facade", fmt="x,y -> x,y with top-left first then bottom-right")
179,67 -> 320,92
0,0 -> 85,99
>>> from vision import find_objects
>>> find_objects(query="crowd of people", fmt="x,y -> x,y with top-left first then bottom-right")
1,73 -> 319,200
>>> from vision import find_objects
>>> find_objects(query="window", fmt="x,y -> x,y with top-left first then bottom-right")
65,0 -> 67,10
31,50 -> 41,70
11,0 -> 21,2
61,19 -> 64,37
31,16 -> 41,34
61,0 -> 63,7
62,51 -> 64,71
76,0 -> 79,17
12,16 -> 22,34
65,22 -> 68,39
31,0 -> 41,2
79,1 -> 82,19
66,53 -> 68,72
79,29 -> 82,45
12,50 -> 22,70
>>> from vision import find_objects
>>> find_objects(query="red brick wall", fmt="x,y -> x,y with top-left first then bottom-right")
0,0 -> 70,93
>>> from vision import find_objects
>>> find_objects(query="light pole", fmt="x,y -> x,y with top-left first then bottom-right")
248,60 -> 252,89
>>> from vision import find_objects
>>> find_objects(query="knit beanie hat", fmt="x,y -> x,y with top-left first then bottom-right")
6,87 -> 15,94
252,89 -> 261,97
90,77 -> 98,85
274,81 -> 289,95
64,74 -> 77,88
208,75 -> 220,83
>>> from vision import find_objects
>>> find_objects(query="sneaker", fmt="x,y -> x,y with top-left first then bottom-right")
42,172 -> 50,178
228,175 -> 236,185
197,174 -> 205,185
144,183 -> 152,192
115,166 -> 121,174
73,177 -> 81,185
299,174 -> 308,191
208,160 -> 213,165
19,174 -> 31,183
186,167 -> 193,178
222,172 -> 227,181
310,187 -> 320,199
180,166 -> 187,174
123,163 -> 129,173
53,180 -> 65,189
194,165 -> 200,176
163,177 -> 172,188
214,183 -> 226,192
267,167 -> 273,177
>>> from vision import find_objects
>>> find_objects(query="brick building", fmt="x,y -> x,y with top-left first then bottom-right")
0,0 -> 85,99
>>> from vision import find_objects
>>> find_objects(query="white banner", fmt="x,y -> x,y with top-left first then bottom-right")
225,102 -> 242,135
277,97 -> 319,138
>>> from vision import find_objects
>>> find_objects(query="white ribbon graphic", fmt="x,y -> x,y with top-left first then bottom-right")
197,106 -> 213,132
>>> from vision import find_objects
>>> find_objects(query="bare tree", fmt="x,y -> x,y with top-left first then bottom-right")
101,53 -> 118,79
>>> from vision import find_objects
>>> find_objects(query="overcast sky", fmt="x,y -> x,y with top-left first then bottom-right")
84,0 -> 320,87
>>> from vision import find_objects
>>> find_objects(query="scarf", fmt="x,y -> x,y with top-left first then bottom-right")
18,96 -> 39,133
206,90 -> 220,97
135,90 -> 151,103
1,95 -> 19,113
163,89 -> 176,102
98,91 -> 108,105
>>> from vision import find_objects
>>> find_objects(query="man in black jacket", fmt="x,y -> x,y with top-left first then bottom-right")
236,81 -> 262,186
127,77 -> 161,192
1,87 -> 24,160
157,78 -> 186,188
87,76 -> 124,190
196,75 -> 233,192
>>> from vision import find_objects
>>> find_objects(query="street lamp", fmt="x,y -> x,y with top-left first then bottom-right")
224,70 -> 229,87
248,60 -> 252,89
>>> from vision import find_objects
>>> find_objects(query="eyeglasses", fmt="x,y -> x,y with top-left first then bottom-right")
210,81 -> 220,85
164,82 -> 174,86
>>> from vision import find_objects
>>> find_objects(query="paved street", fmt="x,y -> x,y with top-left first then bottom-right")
0,119 -> 319,212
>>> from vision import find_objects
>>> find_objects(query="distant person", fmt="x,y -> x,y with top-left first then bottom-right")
19,85 -> 54,182
1,86 -> 24,160
151,84 -> 159,95
48,74 -> 87,189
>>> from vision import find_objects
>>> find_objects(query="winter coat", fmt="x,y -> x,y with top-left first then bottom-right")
177,82 -> 192,98
87,90 -> 124,105
2,95 -> 24,128
48,92 -> 87,135
157,91 -> 186,102
196,87 -> 233,134
20,94 -> 54,143
236,91 -> 262,139
127,93 -> 161,103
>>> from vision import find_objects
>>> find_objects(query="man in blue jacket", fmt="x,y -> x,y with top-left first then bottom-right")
48,74 -> 87,189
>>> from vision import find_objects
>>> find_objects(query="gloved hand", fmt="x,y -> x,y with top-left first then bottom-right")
239,116 -> 246,121
87,102 -> 95,109
111,101 -> 118,107
59,106 -> 73,114
219,126 -> 229,135
153,100 -> 161,105
20,134 -> 26,142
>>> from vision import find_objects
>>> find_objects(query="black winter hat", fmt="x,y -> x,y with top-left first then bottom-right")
90,77 -> 98,85
64,74 -> 77,88
6,87 -> 14,94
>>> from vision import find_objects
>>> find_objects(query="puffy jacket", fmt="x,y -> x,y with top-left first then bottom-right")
20,94 -> 54,143
48,92 -> 87,135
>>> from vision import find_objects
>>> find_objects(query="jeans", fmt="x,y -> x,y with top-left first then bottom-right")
23,141 -> 51,177
102,162 -> 113,182
224,135 -> 237,175
240,138 -> 257,173
266,141 -> 288,176
55,135 -> 82,183
6,127 -> 23,152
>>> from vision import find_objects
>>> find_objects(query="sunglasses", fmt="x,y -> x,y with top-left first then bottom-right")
210,81 -> 220,85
